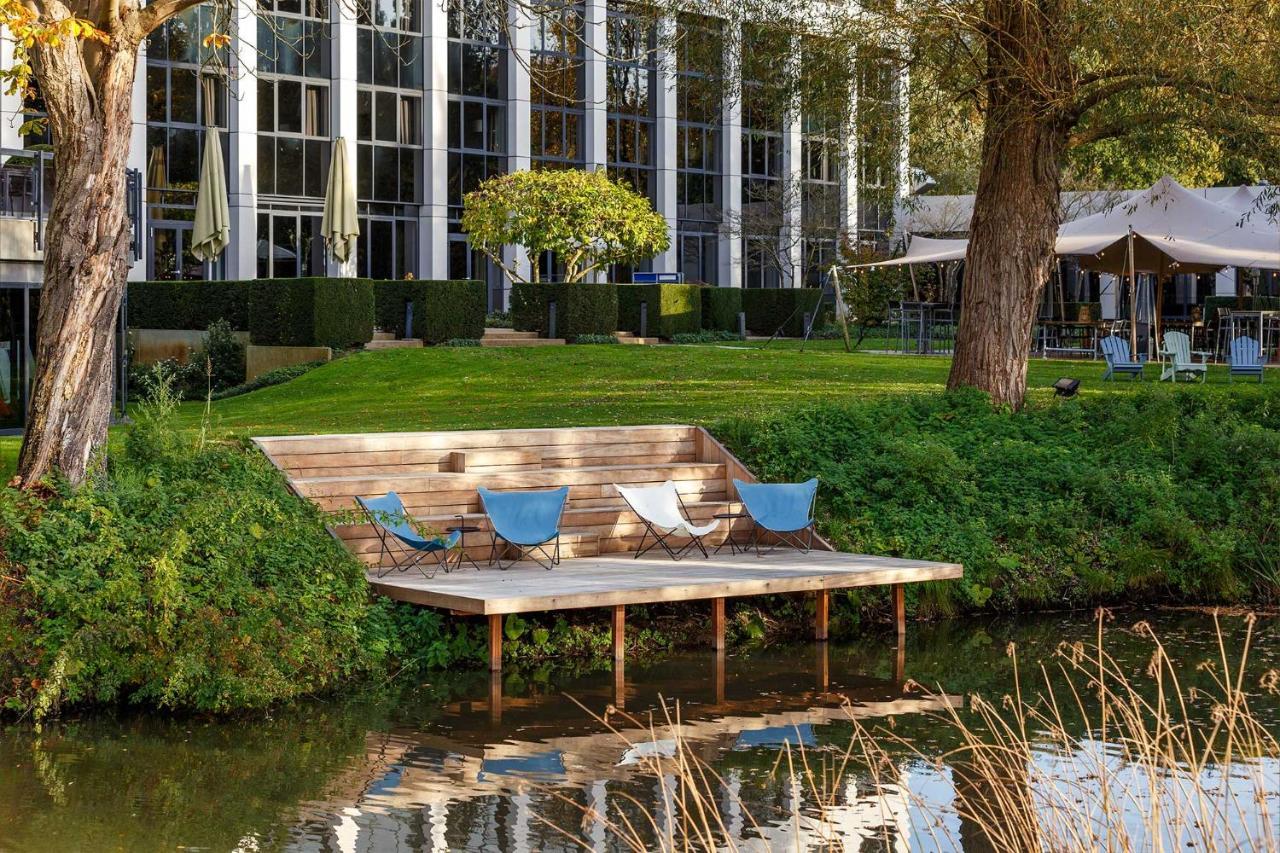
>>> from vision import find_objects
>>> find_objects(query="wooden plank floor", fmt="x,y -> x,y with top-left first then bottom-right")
367,549 -> 962,615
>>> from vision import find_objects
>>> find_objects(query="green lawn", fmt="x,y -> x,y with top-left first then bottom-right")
1,345 -> 1267,475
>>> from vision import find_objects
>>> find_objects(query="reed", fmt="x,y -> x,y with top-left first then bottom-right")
540,610 -> 1279,851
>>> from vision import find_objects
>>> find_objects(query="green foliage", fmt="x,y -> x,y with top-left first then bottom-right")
719,390 -> 1280,622
126,281 -> 250,331
461,170 -> 669,284
741,288 -> 825,336
486,311 -> 513,328
248,278 -> 375,350
837,245 -> 906,346
702,286 -> 744,332
618,284 -> 703,338
572,333 -> 619,344
1204,294 -> 1280,326
372,279 -> 486,344
671,330 -> 745,344
442,338 -> 481,347
193,319 -> 246,391
0,379 -> 388,718
562,283 -> 620,338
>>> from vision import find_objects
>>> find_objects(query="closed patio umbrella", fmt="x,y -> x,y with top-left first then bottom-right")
190,126 -> 230,262
322,137 -> 359,263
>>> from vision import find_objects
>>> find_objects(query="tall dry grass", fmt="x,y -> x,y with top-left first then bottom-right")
537,610 -> 1279,851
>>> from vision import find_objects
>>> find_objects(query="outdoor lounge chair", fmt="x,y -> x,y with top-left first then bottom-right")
356,491 -> 462,579
732,477 -> 819,555
616,480 -> 720,560
1099,335 -> 1145,381
478,485 -> 569,570
1229,335 -> 1265,383
1158,330 -> 1209,383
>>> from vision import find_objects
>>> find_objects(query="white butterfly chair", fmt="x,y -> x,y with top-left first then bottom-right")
615,480 -> 720,560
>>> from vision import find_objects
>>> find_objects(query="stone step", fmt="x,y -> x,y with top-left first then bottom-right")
482,328 -> 540,340
615,334 -> 658,345
371,330 -> 397,341
365,339 -> 423,350
480,337 -> 566,347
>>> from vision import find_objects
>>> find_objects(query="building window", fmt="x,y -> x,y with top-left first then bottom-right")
676,16 -> 721,285
356,212 -> 418,280
257,211 -> 326,278
605,5 -> 655,200
145,6 -> 228,279
357,0 -> 423,207
447,0 -> 507,222
530,2 -> 584,168
257,0 -> 331,200
740,25 -> 786,288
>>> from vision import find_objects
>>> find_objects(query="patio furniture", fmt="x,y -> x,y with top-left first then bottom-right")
1099,335 -> 1145,381
713,509 -> 751,555
733,477 -> 819,555
478,485 -> 569,570
1229,335 -> 1265,383
356,491 -> 462,579
616,480 -> 720,560
1158,330 -> 1209,383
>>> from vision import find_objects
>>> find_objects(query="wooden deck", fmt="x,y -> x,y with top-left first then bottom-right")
253,424 -> 964,671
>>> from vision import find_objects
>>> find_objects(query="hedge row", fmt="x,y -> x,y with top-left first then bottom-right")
702,287 -> 743,332
373,279 -> 485,344
617,284 -> 703,338
128,278 -> 484,349
742,288 -> 825,336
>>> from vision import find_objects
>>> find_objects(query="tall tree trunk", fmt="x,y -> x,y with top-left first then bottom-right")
14,33 -> 139,488
946,0 -> 1070,410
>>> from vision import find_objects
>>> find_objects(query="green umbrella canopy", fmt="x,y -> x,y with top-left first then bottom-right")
322,137 -> 360,263
189,127 -> 230,262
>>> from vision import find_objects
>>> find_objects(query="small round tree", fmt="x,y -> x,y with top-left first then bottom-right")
462,169 -> 669,284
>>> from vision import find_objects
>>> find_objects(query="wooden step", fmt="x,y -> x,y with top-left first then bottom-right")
483,328 -> 540,340
365,339 -> 423,350
372,330 -> 397,341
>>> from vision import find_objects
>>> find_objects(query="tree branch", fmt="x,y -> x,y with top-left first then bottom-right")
135,0 -> 207,37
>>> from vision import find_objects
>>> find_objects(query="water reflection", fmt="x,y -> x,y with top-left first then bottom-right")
0,612 -> 1276,852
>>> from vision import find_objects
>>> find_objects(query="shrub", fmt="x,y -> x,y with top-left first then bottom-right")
572,333 -> 619,344
618,283 -> 702,338
718,389 -> 1280,621
511,282 -> 564,335
0,377 -> 389,718
741,288 -> 824,336
671,330 -> 745,344
562,283 -> 619,338
702,286 -> 744,332
249,278 -> 375,350
442,338 -> 481,347
486,311 -> 513,328
127,281 -> 250,331
209,360 -> 325,401
373,279 -> 485,343
191,319 -> 246,392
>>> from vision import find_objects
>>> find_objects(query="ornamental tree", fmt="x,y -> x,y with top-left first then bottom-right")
461,169 -> 670,284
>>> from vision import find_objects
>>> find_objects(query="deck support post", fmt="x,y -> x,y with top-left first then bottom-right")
815,589 -> 829,641
488,614 -> 503,672
892,583 -> 906,637
711,597 -> 726,650
894,637 -> 906,689
816,641 -> 830,693
613,661 -> 626,710
489,671 -> 502,725
714,648 -> 726,705
611,605 -> 625,662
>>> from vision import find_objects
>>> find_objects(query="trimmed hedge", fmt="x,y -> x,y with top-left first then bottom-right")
127,281 -> 250,330
618,283 -> 703,338
373,279 -> 485,344
128,278 -> 376,350
562,283 -> 619,339
742,288 -> 824,336
247,278 -> 375,350
511,282 -> 563,335
702,286 -> 744,332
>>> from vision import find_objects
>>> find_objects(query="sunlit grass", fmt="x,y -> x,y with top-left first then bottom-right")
1,345 -> 1269,477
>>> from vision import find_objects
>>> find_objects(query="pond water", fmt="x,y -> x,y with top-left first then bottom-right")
1,611 -> 1277,852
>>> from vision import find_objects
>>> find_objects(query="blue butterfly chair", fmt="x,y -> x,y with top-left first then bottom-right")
478,486 -> 569,570
733,478 -> 819,555
356,491 -> 462,579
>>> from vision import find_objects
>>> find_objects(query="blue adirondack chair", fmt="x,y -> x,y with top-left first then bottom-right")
1100,335 -> 1145,381
478,486 -> 569,569
733,478 -> 819,554
1229,335 -> 1265,383
356,491 -> 462,579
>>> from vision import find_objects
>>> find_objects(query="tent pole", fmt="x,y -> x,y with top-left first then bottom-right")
908,264 -> 918,301
1127,229 -> 1139,356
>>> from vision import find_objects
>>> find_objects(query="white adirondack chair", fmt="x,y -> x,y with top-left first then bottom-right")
1158,331 -> 1209,383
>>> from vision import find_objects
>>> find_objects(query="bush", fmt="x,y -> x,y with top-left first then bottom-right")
191,319 -> 246,392
741,288 -> 824,336
702,286 -> 744,332
562,283 -> 619,338
373,279 -> 485,344
127,281 -> 250,331
718,389 -> 1280,622
248,278 -> 375,350
511,282 -> 564,335
572,333 -> 619,344
618,283 -> 703,338
486,311 -> 513,328
442,338 -> 481,347
0,377 -> 389,718
210,360 -> 325,401
670,330 -> 745,344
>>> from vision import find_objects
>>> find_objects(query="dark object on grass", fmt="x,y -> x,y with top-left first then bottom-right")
1054,377 -> 1081,398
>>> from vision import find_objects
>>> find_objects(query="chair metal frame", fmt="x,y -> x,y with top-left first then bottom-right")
481,489 -> 568,571
356,495 -> 457,580
618,487 -> 711,561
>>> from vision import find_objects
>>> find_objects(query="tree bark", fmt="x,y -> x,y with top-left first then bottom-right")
14,30 -> 140,488
946,0 -> 1070,410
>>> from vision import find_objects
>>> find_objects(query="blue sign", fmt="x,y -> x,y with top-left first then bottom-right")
632,272 -> 684,283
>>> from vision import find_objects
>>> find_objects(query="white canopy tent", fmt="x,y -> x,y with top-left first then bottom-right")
849,235 -> 969,267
